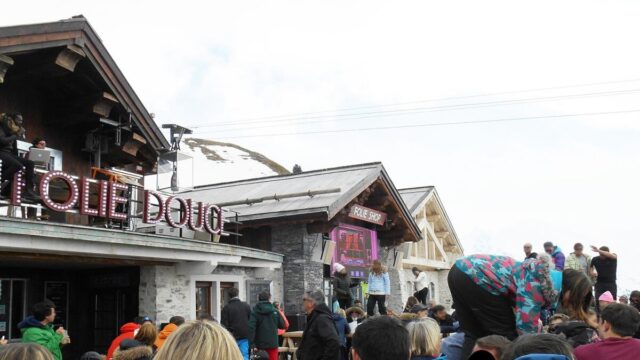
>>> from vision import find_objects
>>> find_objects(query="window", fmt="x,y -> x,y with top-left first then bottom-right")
195,282 -> 212,318
429,282 -> 436,301
0,279 -> 27,339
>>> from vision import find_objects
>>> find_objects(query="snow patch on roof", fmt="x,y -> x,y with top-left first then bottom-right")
182,137 -> 289,185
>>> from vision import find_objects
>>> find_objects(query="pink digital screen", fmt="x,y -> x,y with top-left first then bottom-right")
331,224 -> 378,278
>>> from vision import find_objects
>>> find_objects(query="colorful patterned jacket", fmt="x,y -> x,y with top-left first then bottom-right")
455,255 -> 558,334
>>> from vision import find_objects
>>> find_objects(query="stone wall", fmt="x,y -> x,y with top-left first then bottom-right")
139,263 -> 283,325
380,247 -> 405,312
377,250 -> 456,312
139,265 -> 190,325
437,269 -> 454,308
271,224 -> 325,315
211,265 -> 284,305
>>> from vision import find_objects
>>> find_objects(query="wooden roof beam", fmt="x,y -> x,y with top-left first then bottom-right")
93,92 -> 119,117
55,44 -> 86,72
0,54 -> 14,84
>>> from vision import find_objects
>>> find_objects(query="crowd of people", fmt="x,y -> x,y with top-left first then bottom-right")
2,242 -> 640,360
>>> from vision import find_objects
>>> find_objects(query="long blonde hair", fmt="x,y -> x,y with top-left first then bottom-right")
154,320 -> 243,360
371,260 -> 385,275
0,343 -> 54,360
406,318 -> 441,357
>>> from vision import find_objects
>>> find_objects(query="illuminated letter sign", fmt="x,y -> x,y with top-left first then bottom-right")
165,196 -> 189,228
80,178 -> 109,217
20,171 -> 226,236
203,204 -> 224,235
187,200 -> 205,232
108,182 -> 129,221
143,190 -> 165,224
39,171 -> 80,211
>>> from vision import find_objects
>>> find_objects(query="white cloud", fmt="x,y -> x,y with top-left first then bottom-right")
4,0 -> 640,291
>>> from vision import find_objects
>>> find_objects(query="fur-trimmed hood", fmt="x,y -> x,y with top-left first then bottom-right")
113,345 -> 153,360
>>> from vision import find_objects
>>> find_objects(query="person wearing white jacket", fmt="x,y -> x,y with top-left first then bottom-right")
412,267 -> 430,305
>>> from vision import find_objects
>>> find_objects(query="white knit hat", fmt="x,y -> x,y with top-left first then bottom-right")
334,263 -> 345,273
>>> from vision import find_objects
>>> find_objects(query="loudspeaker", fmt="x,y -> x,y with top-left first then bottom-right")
286,313 -> 307,332
320,240 -> 336,265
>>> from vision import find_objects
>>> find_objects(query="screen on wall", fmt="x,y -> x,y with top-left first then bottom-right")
331,224 -> 378,278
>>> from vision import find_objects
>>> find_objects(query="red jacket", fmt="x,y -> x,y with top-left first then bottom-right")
106,323 -> 140,360
575,337 -> 640,360
277,309 -> 289,336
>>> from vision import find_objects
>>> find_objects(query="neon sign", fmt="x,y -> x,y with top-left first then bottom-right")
10,170 -> 225,236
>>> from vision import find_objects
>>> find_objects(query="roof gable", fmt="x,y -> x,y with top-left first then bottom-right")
399,186 -> 434,215
188,162 -> 422,242
0,16 -> 169,151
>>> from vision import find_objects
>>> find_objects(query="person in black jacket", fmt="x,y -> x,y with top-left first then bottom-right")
248,291 -> 285,360
296,290 -> 340,360
333,263 -> 356,309
0,113 -> 38,201
221,287 -> 252,360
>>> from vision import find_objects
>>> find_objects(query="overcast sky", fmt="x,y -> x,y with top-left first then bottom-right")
4,1 -> 640,292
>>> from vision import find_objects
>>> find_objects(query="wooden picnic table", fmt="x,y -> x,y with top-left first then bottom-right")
281,331 -> 303,360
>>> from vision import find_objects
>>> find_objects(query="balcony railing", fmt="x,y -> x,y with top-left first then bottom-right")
0,164 -> 241,242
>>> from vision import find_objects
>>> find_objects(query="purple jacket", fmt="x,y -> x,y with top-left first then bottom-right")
551,246 -> 565,271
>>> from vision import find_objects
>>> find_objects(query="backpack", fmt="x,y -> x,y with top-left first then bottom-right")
552,321 -> 597,348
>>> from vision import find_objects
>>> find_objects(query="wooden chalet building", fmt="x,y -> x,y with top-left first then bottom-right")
398,187 -> 464,309
0,16 -> 282,357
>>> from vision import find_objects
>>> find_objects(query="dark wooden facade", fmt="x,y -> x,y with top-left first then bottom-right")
0,16 -> 169,177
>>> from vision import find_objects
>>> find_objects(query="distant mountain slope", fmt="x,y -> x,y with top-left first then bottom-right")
182,137 -> 290,185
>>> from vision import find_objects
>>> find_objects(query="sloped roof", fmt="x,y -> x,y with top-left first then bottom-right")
187,162 -> 422,241
399,186 -> 434,215
0,15 -> 169,151
399,186 -> 463,253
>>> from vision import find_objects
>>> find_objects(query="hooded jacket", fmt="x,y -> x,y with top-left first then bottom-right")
296,303 -> 340,360
107,323 -> 141,360
455,255 -> 560,334
113,339 -> 153,360
18,316 -> 64,360
332,313 -> 350,347
221,297 -> 252,340
248,301 -> 285,349
550,246 -> 566,271
154,323 -> 177,349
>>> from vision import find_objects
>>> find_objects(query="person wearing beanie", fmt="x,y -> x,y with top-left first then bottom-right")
598,291 -> 615,310
155,316 -> 185,349
332,263 -> 356,309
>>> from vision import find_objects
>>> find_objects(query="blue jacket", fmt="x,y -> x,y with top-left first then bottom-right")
411,355 -> 447,360
515,355 -> 570,360
332,314 -> 350,347
367,271 -> 390,294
